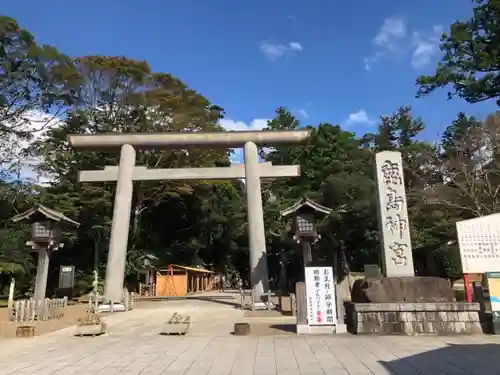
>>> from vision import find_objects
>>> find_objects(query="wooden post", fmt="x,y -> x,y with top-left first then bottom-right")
295,282 -> 307,325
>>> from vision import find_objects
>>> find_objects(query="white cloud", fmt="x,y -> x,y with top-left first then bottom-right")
344,110 -> 375,127
259,41 -> 304,61
288,42 -> 303,52
219,118 -> 270,132
364,18 -> 443,71
219,118 -> 271,163
298,109 -> 308,118
411,25 -> 443,69
364,17 -> 406,70
373,17 -> 406,49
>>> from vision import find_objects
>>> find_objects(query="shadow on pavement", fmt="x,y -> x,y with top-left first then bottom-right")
380,343 -> 500,375
269,324 -> 296,333
191,296 -> 241,308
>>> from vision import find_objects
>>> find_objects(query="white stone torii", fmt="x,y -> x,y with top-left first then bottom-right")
68,130 -> 311,305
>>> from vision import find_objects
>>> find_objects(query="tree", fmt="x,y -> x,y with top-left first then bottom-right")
441,112 -> 481,156
0,180 -> 37,294
416,0 -> 500,105
0,16 -> 77,137
261,109 -> 379,276
425,112 -> 500,217
0,16 -> 78,179
28,55 -> 241,289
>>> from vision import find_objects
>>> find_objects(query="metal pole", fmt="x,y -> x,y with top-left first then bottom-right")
103,144 -> 136,305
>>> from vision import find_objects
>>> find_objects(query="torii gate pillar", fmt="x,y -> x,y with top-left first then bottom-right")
244,141 -> 269,297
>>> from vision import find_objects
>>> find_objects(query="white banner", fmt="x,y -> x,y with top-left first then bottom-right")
305,266 -> 337,325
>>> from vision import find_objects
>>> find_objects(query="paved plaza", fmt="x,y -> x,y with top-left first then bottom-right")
0,299 -> 499,375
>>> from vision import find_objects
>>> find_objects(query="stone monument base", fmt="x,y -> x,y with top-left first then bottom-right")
296,324 -> 347,335
346,302 -> 482,335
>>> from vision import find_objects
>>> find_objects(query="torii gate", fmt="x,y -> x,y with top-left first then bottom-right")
68,130 -> 311,307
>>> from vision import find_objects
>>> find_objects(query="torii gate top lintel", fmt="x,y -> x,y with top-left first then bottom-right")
67,129 -> 311,151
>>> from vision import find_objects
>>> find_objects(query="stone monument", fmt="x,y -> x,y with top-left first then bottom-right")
374,151 -> 415,277
346,150 -> 482,335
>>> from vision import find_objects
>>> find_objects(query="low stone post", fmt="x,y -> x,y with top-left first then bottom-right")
7,278 -> 15,319
295,282 -> 307,326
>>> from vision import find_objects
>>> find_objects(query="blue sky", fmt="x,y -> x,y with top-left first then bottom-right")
3,0 -> 498,144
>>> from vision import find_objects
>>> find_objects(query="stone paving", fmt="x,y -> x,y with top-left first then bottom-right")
0,299 -> 499,374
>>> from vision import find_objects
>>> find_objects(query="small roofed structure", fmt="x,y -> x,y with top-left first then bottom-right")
281,197 -> 332,269
155,264 -> 216,297
11,204 -> 79,305
11,204 -> 80,224
281,197 -> 332,238
12,204 -> 79,247
280,197 -> 332,217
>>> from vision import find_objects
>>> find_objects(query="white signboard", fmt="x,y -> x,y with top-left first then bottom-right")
305,266 -> 337,325
456,214 -> 500,273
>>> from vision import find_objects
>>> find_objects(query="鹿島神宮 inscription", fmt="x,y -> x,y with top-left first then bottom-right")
375,152 -> 415,277
382,160 -> 409,265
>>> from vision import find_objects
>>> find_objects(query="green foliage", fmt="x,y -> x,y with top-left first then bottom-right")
0,16 -> 78,136
416,0 -> 500,104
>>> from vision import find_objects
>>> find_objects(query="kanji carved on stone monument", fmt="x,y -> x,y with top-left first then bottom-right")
375,151 -> 415,277
389,242 -> 408,266
385,213 -> 407,239
386,188 -> 404,211
381,160 -> 402,185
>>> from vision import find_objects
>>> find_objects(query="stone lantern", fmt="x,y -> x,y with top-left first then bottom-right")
280,197 -> 332,267
11,204 -> 79,304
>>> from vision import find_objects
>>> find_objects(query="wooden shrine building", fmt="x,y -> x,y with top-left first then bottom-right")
155,265 -> 216,297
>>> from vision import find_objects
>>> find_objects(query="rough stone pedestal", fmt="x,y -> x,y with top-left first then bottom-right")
346,302 -> 482,335
351,276 -> 455,303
